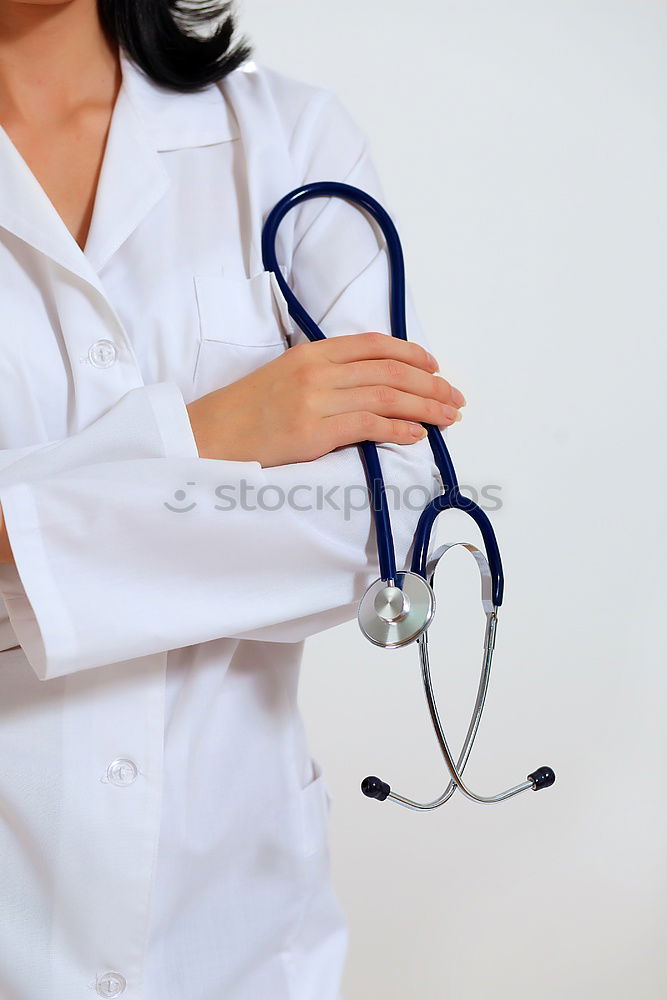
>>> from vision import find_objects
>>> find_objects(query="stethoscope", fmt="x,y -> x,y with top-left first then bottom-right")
262,181 -> 555,810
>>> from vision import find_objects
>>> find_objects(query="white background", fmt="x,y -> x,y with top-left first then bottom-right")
237,2 -> 666,997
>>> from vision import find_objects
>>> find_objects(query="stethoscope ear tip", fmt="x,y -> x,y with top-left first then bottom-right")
361,775 -> 391,801
527,766 -> 556,790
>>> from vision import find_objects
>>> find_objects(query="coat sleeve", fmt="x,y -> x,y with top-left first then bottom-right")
0,382 -> 197,482
0,88 -> 442,681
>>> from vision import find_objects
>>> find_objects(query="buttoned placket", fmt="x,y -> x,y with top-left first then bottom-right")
0,45 -> 248,997
38,188 -> 170,1000
0,58 -> 177,996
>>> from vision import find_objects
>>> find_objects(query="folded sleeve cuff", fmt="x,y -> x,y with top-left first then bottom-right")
0,381 -> 199,680
143,382 -> 199,459
0,481 -> 76,680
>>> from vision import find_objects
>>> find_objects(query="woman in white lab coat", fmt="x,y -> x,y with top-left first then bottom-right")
0,2 -> 464,998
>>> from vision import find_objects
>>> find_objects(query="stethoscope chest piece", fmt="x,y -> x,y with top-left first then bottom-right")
358,571 -> 435,648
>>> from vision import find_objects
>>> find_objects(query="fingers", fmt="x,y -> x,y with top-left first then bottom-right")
322,386 -> 462,427
316,331 -> 439,374
288,332 -> 466,451
332,358 -> 466,409
322,410 -> 430,451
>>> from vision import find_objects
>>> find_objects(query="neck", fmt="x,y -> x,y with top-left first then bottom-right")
0,0 -> 119,124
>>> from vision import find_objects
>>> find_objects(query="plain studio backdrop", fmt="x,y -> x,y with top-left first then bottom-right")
237,2 -> 666,997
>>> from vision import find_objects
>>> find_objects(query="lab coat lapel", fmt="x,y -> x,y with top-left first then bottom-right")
0,122 -> 107,291
45,78 -> 174,427
80,82 -> 170,274
0,61 -> 169,293
83,46 -> 240,271
0,48 -> 239,286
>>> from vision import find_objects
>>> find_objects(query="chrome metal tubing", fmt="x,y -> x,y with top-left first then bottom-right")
385,615 -> 496,810
385,541 -> 534,809
388,626 -> 532,807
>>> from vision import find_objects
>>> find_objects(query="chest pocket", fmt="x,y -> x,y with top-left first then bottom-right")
192,270 -> 293,397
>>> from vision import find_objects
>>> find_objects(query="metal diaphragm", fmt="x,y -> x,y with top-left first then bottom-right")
358,571 -> 435,648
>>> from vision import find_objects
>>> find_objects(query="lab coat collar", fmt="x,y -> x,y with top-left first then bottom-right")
0,46 -> 239,282
118,46 -> 240,152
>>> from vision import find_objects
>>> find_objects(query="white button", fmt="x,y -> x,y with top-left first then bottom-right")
88,340 -> 117,368
106,758 -> 138,787
96,971 -> 126,997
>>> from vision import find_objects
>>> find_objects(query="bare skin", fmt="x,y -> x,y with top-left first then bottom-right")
0,0 -> 465,564
0,0 -> 122,251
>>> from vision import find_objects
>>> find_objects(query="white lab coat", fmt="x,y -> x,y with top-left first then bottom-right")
0,47 -> 440,1000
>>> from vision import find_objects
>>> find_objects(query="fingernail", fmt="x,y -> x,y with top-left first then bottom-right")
454,410 -> 463,422
453,388 -> 466,407
426,352 -> 439,372
411,424 -> 428,438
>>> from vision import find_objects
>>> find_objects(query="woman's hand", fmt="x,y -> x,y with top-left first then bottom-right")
186,332 -> 465,468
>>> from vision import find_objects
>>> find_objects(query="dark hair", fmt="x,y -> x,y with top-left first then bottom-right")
97,0 -> 253,93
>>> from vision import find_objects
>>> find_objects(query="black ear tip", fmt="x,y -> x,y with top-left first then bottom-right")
528,766 -> 556,790
361,776 -> 391,801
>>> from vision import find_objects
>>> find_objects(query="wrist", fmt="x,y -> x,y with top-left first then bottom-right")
186,400 -> 217,461
0,505 -> 15,565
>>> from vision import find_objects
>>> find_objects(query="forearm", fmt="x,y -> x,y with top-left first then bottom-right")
0,505 -> 15,565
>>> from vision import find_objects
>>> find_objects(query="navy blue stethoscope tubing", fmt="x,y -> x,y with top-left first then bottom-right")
261,181 -> 504,607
